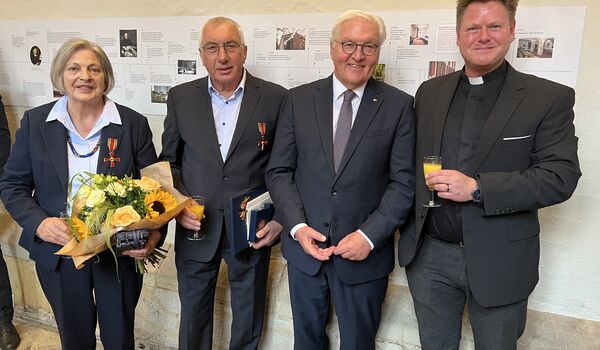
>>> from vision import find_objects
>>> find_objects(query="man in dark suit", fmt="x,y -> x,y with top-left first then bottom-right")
160,17 -> 287,350
0,94 -> 20,350
398,1 -> 581,349
266,10 -> 415,350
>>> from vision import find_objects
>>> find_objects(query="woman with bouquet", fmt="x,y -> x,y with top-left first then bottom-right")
0,39 -> 163,349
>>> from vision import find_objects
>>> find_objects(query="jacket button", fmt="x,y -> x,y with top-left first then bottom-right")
222,175 -> 228,180
418,213 -> 425,219
331,190 -> 338,196
323,222 -> 330,227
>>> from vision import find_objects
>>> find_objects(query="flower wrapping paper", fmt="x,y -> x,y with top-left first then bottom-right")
55,161 -> 192,269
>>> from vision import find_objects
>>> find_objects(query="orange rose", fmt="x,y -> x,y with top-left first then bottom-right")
111,205 -> 141,227
134,176 -> 162,192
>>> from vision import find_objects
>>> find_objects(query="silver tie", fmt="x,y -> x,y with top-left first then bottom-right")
333,90 -> 355,172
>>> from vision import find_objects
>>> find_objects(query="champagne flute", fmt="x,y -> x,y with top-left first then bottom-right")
423,156 -> 442,208
187,195 -> 206,241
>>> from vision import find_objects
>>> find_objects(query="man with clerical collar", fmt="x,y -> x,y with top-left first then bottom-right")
398,0 -> 581,349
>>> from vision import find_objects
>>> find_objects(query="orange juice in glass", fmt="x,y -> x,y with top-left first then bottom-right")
423,156 -> 442,207
188,195 -> 205,240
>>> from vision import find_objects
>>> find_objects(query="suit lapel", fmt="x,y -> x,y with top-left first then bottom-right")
469,66 -> 526,174
314,77 -> 335,177
225,74 -> 260,162
96,123 -> 124,175
432,72 -> 461,155
196,77 -> 224,167
335,79 -> 382,179
40,119 -> 69,189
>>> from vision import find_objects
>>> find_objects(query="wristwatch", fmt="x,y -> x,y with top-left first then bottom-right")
471,181 -> 481,203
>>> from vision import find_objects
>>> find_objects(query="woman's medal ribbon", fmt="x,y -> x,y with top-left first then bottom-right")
103,138 -> 121,167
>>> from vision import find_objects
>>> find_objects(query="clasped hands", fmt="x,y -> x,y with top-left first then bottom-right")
295,226 -> 371,262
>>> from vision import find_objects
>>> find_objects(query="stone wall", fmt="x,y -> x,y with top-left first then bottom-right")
1,206 -> 599,349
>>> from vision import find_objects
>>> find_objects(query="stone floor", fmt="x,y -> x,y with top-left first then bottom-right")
11,318 -> 103,350
10,310 -> 600,350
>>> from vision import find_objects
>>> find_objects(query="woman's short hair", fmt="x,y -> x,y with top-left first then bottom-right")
50,38 -> 115,96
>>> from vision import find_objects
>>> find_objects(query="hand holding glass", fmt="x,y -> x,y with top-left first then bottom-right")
423,156 -> 442,208
187,195 -> 206,241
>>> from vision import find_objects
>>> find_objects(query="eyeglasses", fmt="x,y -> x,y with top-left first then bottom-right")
334,40 -> 379,56
201,42 -> 242,55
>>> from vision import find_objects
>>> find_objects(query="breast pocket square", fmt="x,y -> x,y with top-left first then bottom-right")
503,135 -> 532,141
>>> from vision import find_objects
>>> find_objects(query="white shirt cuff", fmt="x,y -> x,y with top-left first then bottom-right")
290,223 -> 308,240
357,229 -> 374,250
291,224 -> 373,250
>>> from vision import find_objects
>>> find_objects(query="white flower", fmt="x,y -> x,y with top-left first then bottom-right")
86,189 -> 106,207
106,182 -> 127,197
76,185 -> 92,199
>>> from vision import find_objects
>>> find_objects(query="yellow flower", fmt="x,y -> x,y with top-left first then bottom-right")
85,189 -> 106,207
71,217 -> 92,241
111,205 -> 142,227
145,190 -> 178,218
135,176 -> 162,192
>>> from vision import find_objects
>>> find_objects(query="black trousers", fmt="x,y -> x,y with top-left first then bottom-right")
176,223 -> 272,350
0,247 -> 13,324
36,251 -> 143,350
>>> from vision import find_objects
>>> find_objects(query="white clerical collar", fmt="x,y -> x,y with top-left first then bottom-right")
468,76 -> 484,85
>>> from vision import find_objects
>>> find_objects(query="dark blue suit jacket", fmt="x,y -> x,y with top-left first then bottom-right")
266,76 -> 415,285
0,100 -> 158,271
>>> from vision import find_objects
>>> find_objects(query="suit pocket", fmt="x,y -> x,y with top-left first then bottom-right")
501,135 -> 534,149
363,128 -> 390,139
507,212 -> 540,241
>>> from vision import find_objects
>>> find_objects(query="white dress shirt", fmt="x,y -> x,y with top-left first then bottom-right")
46,96 -> 122,211
209,70 -> 247,161
290,75 -> 374,250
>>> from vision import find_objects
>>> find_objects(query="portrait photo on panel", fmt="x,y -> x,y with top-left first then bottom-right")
30,46 -> 41,65
120,29 -> 138,57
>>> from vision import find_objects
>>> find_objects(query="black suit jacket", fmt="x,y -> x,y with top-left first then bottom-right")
160,73 -> 287,262
266,76 -> 415,285
0,100 -> 159,271
0,95 -> 11,175
399,63 -> 581,307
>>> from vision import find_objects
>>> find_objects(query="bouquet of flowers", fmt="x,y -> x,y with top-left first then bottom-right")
56,161 -> 192,272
